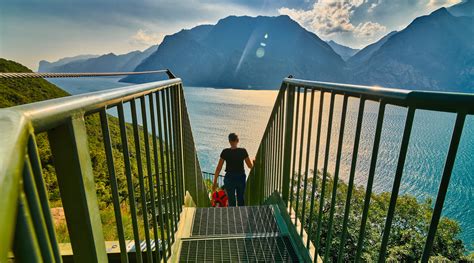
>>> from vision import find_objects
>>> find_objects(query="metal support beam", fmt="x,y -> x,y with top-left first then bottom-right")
48,116 -> 107,263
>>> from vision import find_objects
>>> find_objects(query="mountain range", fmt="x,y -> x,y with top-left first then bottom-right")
39,45 -> 158,73
38,0 -> 473,92
351,7 -> 473,92
122,15 -> 346,88
38,54 -> 99,72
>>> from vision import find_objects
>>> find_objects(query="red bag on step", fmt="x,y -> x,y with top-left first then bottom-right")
211,190 -> 228,207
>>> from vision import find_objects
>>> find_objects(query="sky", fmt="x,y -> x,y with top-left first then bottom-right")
0,0 -> 461,70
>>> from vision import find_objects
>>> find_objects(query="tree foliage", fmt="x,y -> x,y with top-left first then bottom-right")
292,171 -> 466,261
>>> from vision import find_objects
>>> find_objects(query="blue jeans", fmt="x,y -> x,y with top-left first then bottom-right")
224,172 -> 246,206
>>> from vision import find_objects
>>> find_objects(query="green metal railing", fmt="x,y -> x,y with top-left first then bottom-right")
202,171 -> 224,189
0,72 -> 209,262
245,77 -> 474,262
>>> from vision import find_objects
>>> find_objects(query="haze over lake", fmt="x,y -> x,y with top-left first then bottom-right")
49,77 -> 474,250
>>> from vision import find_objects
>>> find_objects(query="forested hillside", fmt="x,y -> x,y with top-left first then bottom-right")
0,58 -> 159,241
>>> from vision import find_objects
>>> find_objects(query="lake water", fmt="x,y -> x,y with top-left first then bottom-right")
49,77 -> 473,250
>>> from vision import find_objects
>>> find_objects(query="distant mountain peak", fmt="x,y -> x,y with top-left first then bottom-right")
122,14 -> 345,88
326,40 -> 359,61
351,6 -> 473,92
103,52 -> 117,57
430,7 -> 452,17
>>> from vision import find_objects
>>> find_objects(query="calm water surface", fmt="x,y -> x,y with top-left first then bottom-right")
49,77 -> 473,250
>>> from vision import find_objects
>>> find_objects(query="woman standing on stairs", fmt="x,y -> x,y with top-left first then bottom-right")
212,133 -> 254,206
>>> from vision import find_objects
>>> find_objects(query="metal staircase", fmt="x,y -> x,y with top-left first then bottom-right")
1,71 -> 473,262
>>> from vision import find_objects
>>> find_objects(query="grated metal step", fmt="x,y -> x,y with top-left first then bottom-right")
179,236 -> 298,262
191,206 -> 280,237
178,206 -> 301,262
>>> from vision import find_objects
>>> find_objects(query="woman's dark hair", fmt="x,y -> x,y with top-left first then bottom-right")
228,133 -> 238,142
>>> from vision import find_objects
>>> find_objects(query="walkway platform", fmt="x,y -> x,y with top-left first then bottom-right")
172,206 -> 305,262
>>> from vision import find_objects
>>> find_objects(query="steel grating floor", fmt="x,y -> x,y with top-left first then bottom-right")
191,206 -> 280,237
177,206 -> 301,262
179,236 -> 298,262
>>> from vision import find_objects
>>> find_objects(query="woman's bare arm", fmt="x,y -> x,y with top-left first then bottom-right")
245,157 -> 254,169
213,158 -> 224,191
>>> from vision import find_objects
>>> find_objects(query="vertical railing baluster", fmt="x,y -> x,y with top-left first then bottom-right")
337,97 -> 365,262
289,87 -> 301,214
295,88 -> 308,226
315,92 -> 335,250
27,136 -> 61,262
268,124 -> 272,198
355,101 -> 385,262
165,88 -> 179,228
324,95 -> 348,262
278,91 -> 285,193
264,132 -> 269,198
140,95 -> 161,262
277,101 -> 282,193
131,99 -> 153,262
118,102 -> 143,262
266,132 -> 271,200
271,108 -> 277,194
421,112 -> 466,262
13,193 -> 42,262
155,91 -> 173,257
100,109 -> 128,263
169,87 -> 180,209
378,107 -> 415,263
178,85 -> 186,203
307,90 -> 324,249
162,89 -> 175,240
259,137 -> 266,203
300,89 -> 315,237
272,114 -> 278,194
172,86 -> 184,209
282,84 -> 295,204
270,106 -> 276,194
22,155 -> 55,262
275,96 -> 281,193
149,93 -> 167,262
161,89 -> 176,239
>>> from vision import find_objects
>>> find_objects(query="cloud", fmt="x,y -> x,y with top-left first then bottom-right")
354,21 -> 386,37
427,0 -> 461,8
278,0 -> 384,38
131,29 -> 164,46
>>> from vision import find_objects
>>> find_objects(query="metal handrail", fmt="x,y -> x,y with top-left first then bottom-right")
284,78 -> 474,113
0,73 -> 209,262
245,77 -> 473,262
11,78 -> 181,132
0,69 -> 174,79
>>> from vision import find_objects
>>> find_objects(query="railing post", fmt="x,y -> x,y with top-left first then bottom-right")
48,116 -> 107,262
281,83 -> 295,204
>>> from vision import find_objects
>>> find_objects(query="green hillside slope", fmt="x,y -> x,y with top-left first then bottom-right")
0,58 -> 159,241
0,58 -> 69,107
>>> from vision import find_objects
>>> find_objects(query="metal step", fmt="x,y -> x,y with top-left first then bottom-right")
176,206 -> 301,262
179,236 -> 298,262
191,206 -> 280,237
